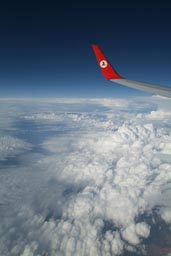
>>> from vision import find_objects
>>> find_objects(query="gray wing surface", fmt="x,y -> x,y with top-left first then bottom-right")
111,79 -> 171,98
92,44 -> 171,98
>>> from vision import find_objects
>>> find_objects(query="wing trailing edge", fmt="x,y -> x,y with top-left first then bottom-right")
92,44 -> 171,98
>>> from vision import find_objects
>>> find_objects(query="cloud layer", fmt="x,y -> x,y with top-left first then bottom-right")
0,97 -> 171,256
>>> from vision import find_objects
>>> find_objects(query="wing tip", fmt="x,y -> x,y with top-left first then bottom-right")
92,44 -> 122,80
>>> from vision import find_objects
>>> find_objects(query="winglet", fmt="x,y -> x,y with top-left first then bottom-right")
92,44 -> 122,80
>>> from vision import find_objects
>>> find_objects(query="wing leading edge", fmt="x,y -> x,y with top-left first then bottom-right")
92,44 -> 171,98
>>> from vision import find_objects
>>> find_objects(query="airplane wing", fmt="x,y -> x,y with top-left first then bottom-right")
92,44 -> 171,98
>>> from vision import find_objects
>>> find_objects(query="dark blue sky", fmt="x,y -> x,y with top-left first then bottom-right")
0,1 -> 171,98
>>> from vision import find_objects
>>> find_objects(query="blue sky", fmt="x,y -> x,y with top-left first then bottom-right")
0,1 -> 171,98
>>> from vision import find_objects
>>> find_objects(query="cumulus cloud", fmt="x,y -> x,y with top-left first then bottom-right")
122,222 -> 150,245
0,135 -> 31,160
160,207 -> 171,224
145,110 -> 171,120
0,97 -> 171,256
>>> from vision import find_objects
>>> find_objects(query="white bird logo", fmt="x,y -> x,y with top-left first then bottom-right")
100,60 -> 108,68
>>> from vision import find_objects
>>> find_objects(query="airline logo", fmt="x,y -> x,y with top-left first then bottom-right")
99,60 -> 108,68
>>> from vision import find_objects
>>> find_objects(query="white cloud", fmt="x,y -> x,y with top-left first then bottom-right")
103,231 -> 124,255
0,135 -> 31,160
39,117 -> 170,254
160,207 -> 171,224
0,97 -> 171,256
121,222 -> 150,247
145,110 -> 171,120
135,222 -> 151,238
122,223 -> 140,245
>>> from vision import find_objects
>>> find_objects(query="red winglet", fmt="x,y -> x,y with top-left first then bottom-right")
92,45 -> 122,80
